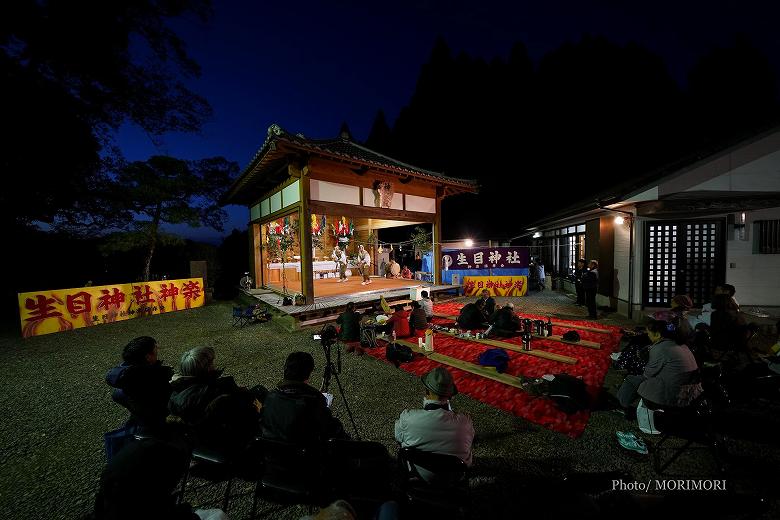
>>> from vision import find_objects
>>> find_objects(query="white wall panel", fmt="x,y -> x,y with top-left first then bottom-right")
311,180 -> 360,205
405,194 -> 436,213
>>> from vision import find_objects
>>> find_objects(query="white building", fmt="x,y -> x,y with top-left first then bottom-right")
521,126 -> 780,319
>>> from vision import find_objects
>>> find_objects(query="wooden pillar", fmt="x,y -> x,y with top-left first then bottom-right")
434,187 -> 444,285
298,166 -> 314,303
252,223 -> 262,288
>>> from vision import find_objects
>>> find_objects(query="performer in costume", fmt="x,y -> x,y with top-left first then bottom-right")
358,244 -> 372,285
331,246 -> 347,282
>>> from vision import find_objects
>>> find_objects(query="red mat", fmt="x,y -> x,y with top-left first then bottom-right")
366,302 -> 622,438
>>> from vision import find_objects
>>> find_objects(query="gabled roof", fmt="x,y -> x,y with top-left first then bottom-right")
223,124 -> 478,205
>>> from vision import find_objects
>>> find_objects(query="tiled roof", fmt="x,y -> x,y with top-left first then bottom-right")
223,124 -> 477,205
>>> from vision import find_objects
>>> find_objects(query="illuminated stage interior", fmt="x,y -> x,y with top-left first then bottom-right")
268,275 -> 424,299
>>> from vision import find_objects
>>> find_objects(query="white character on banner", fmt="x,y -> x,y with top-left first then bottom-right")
457,252 -> 468,266
488,250 -> 502,265
442,255 -> 453,271
507,250 -> 521,264
473,252 -> 484,265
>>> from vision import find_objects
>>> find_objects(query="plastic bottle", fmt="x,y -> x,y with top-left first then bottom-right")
546,318 -> 553,337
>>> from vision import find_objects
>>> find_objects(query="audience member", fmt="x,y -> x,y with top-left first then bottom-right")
385,304 -> 412,338
105,336 -> 173,431
419,290 -> 434,320
652,295 -> 694,345
168,347 -> 264,451
709,293 -> 748,354
574,258 -> 587,306
261,352 -> 347,444
336,302 -> 361,343
456,300 -> 487,330
478,289 -> 496,316
94,437 -> 226,520
583,259 -> 599,319
688,284 -> 740,328
616,319 -> 703,417
409,300 -> 428,333
486,303 -> 521,338
394,367 -> 474,483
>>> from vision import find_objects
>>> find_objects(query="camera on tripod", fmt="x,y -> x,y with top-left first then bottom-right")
313,324 -> 338,346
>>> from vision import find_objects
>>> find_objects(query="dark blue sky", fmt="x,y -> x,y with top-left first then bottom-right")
116,0 -> 780,243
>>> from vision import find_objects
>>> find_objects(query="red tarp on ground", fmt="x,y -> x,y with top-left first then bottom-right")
366,302 -> 622,438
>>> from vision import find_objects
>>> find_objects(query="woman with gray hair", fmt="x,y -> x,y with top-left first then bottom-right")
169,346 -> 266,452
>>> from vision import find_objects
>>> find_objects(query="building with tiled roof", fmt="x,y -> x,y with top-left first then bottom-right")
223,124 -> 478,303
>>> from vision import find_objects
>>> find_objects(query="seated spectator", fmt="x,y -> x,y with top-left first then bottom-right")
409,301 -> 428,333
419,290 -> 434,320
261,352 -> 347,444
456,301 -> 487,330
652,295 -> 694,345
168,347 -> 264,452
710,293 -> 749,355
401,265 -> 413,279
394,367 -> 474,483
385,304 -> 411,338
478,289 -> 496,316
94,437 -> 226,520
105,336 -> 173,431
486,303 -> 521,338
336,302 -> 361,343
688,284 -> 740,328
617,319 -> 703,416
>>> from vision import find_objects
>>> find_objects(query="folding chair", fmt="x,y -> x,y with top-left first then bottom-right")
232,306 -> 254,327
650,397 -> 726,474
398,447 -> 470,518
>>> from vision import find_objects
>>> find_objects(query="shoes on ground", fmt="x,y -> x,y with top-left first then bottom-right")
610,352 -> 621,361
616,431 -> 648,455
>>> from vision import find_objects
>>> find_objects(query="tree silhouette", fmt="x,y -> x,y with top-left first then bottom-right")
2,0 -> 214,229
104,155 -> 238,281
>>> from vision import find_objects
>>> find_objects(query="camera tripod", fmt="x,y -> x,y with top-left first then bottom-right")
320,340 -> 361,440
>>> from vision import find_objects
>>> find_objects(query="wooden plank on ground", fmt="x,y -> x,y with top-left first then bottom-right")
434,330 -> 578,365
433,311 -> 609,335
387,338 -> 526,390
431,314 -> 601,349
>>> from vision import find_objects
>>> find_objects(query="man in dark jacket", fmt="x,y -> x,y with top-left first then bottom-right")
336,302 -> 361,342
479,289 -> 496,317
261,351 -> 347,444
457,301 -> 488,330
105,336 -> 173,431
487,303 -> 522,337
409,300 -> 428,333
574,258 -> 587,306
168,347 -> 264,452
582,260 -> 599,319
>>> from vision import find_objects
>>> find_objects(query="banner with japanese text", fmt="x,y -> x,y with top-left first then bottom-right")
441,247 -> 529,270
18,278 -> 204,338
463,276 -> 528,297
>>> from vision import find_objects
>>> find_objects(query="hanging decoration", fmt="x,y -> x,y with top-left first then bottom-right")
331,216 -> 354,243
372,180 -> 395,208
311,214 -> 326,250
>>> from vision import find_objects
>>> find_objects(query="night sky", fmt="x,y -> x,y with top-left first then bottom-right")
115,0 -> 780,243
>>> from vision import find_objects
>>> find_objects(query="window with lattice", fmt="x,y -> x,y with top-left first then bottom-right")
755,220 -> 780,254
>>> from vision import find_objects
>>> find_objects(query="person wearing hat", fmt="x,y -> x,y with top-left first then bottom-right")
261,351 -> 348,443
394,367 -> 474,482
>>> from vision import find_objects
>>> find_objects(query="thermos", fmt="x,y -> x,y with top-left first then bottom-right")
546,318 -> 554,337
534,320 -> 545,336
523,318 -> 533,333
521,331 -> 532,351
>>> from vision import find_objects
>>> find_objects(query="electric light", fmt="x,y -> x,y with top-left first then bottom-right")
464,238 -> 474,247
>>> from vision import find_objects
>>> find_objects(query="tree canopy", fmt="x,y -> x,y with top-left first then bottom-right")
1,0 -> 213,229
105,155 -> 238,281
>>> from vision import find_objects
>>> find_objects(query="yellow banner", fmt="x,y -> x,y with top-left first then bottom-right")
18,278 -> 205,338
463,276 -> 528,297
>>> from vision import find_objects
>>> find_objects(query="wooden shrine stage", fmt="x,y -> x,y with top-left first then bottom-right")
245,277 -> 455,328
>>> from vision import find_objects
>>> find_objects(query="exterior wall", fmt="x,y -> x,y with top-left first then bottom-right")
613,217 -> 631,314
726,206 -> 780,306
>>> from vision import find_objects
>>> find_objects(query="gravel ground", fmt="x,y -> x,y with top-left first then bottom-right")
1,292 -> 778,519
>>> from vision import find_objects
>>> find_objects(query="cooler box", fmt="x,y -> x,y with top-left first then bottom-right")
410,286 -> 425,301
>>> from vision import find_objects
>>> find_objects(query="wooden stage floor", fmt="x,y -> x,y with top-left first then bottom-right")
249,277 -> 454,321
268,276 -> 424,299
